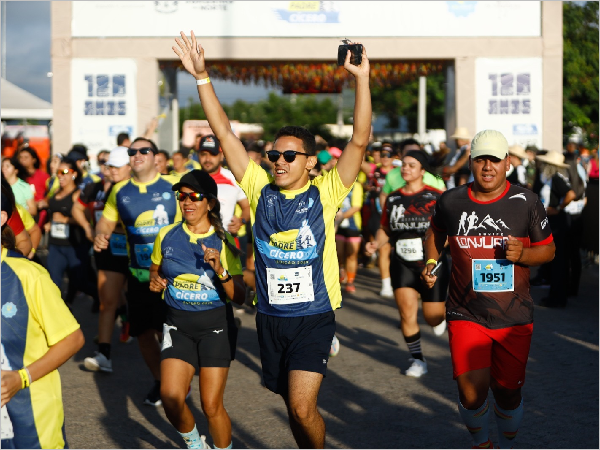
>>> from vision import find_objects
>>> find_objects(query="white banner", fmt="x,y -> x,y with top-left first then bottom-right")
475,58 -> 543,149
71,59 -> 138,160
72,1 -> 541,38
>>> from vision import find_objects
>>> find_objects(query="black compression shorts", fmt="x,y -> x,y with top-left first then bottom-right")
390,252 -> 449,302
161,304 -> 238,370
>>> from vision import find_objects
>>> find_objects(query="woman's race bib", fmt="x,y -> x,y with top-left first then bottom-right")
50,222 -> 70,239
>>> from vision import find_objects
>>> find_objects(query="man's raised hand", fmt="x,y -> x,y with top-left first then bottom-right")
173,30 -> 207,79
343,42 -> 370,79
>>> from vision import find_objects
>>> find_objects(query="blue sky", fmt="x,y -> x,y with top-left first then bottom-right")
3,1 -> 275,105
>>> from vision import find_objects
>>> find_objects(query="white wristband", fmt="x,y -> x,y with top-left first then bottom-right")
196,77 -> 210,86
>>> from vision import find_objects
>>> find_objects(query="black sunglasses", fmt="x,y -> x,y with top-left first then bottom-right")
127,147 -> 156,156
266,150 -> 310,163
381,152 -> 393,158
176,191 -> 207,202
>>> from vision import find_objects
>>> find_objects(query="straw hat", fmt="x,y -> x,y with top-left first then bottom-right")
508,144 -> 528,160
536,150 -> 569,168
450,127 -> 471,140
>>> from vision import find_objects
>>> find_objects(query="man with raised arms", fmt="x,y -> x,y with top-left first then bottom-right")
174,31 -> 371,448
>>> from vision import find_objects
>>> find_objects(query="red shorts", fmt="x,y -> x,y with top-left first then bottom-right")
447,320 -> 533,390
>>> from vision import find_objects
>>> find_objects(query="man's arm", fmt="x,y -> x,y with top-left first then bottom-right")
93,216 -> 118,252
173,31 -> 248,182
505,236 -> 555,266
421,226 -> 448,288
336,44 -> 372,188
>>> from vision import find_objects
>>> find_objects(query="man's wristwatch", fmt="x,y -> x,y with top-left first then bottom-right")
241,218 -> 247,225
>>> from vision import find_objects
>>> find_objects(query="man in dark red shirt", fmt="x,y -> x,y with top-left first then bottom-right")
422,130 -> 555,449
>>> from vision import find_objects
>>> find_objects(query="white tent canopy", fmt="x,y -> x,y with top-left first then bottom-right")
1,78 -> 53,120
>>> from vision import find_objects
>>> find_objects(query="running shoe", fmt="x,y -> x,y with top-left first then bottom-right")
432,319 -> 447,336
405,358 -> 428,378
345,282 -> 356,293
380,285 -> 394,298
183,433 -> 210,449
144,380 -> 162,406
329,335 -> 340,357
120,320 -> 133,344
84,351 -> 113,373
472,439 -> 494,449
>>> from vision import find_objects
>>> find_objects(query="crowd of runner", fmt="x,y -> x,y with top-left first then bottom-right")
1,35 -> 599,449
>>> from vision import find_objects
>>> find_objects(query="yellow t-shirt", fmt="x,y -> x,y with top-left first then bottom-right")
1,247 -> 80,449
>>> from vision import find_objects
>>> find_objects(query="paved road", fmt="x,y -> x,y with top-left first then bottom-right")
60,263 -> 599,449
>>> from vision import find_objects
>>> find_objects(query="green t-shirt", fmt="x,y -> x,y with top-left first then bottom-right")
382,167 -> 446,194
11,178 -> 34,211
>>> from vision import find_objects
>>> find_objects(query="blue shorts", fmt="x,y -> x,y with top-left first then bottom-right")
255,311 -> 335,395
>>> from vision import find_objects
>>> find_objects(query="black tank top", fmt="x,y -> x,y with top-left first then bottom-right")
48,188 -> 83,246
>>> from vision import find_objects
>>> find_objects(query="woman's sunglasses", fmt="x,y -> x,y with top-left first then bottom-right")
381,152 -> 393,158
58,169 -> 74,175
266,150 -> 310,163
127,147 -> 155,157
176,191 -> 207,202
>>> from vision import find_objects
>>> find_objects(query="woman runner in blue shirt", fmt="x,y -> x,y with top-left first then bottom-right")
149,170 -> 244,449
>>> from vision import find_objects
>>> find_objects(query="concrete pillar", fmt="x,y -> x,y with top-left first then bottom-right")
541,1 -> 563,150
445,63 -> 456,151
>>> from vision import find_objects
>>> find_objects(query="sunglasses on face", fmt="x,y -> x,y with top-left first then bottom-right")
58,169 -> 73,175
127,147 -> 155,157
176,191 -> 207,202
98,160 -> 108,165
381,152 -> 392,158
266,150 -> 310,163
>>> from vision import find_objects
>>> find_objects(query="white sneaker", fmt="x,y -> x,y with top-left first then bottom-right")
432,319 -> 447,336
84,351 -> 113,373
380,285 -> 394,298
405,358 -> 428,378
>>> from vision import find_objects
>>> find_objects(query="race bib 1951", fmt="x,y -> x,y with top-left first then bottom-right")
267,266 -> 314,305
472,259 -> 514,292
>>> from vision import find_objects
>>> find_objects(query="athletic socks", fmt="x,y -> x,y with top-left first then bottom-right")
213,443 -> 232,449
494,398 -> 524,449
458,399 -> 490,447
98,343 -> 111,360
404,331 -> 424,361
381,277 -> 392,290
179,424 -> 207,449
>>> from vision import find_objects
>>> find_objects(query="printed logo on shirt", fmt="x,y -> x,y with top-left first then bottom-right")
122,196 -> 131,204
509,193 -> 527,201
295,198 -> 314,214
165,246 -> 174,257
541,218 -> 548,229
256,220 -> 318,262
129,205 -> 170,235
151,192 -> 162,202
456,211 -> 510,236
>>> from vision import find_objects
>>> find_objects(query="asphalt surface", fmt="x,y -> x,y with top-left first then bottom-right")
58,262 -> 599,449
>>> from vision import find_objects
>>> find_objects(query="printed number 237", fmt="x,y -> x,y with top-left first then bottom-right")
278,283 -> 300,294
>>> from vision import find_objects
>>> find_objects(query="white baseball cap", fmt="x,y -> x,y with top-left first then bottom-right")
470,130 -> 509,160
107,146 -> 130,167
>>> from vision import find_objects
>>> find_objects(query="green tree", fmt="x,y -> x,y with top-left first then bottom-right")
180,92 -> 339,141
563,1 -> 599,145
371,71 -> 446,132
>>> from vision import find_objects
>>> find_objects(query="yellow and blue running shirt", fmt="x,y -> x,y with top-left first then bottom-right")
102,173 -> 181,280
239,159 -> 351,317
1,247 -> 80,449
151,223 -> 242,311
338,181 -> 364,231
